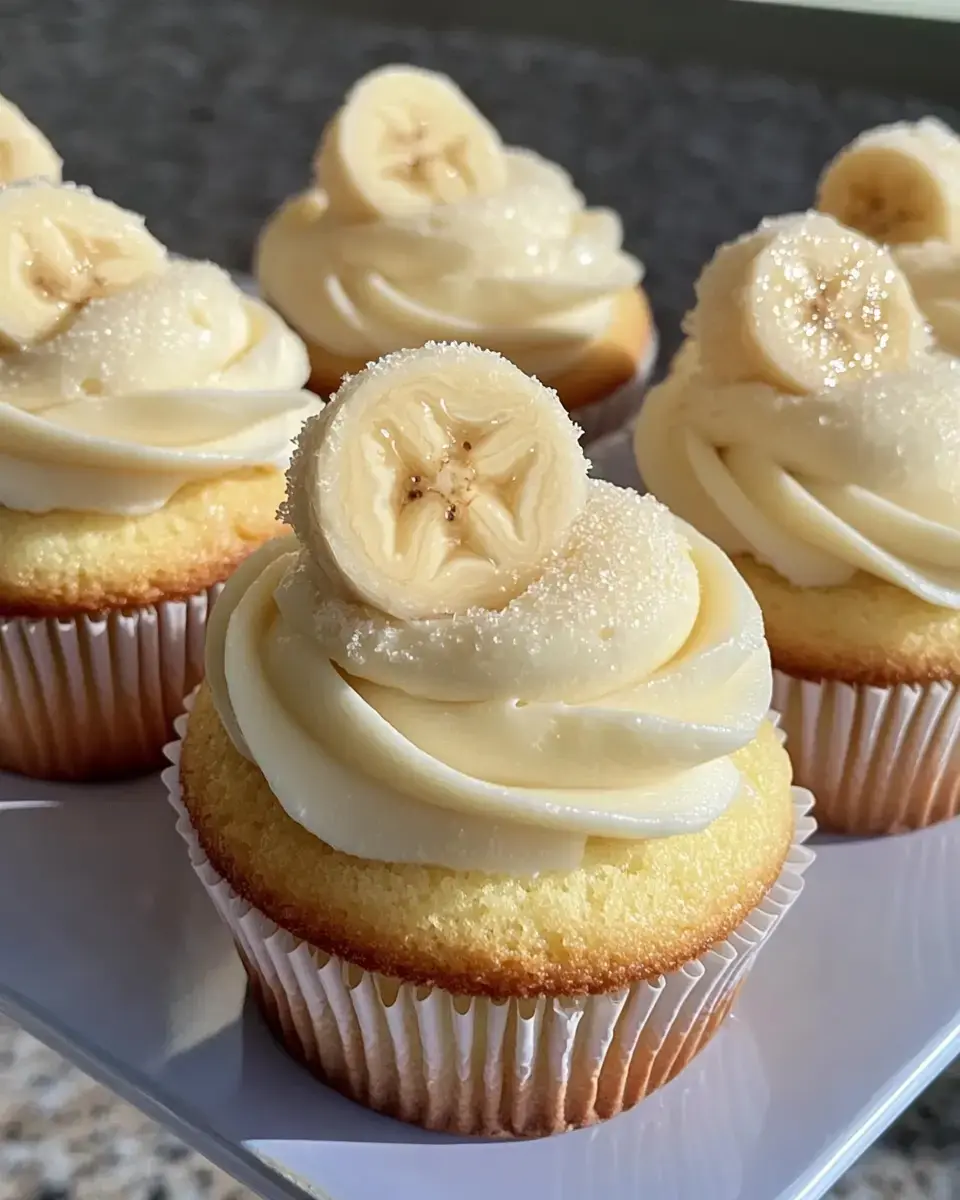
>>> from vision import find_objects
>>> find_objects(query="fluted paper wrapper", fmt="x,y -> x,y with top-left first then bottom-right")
773,670 -> 960,834
571,333 -> 659,445
0,585 -> 220,781
163,702 -> 814,1137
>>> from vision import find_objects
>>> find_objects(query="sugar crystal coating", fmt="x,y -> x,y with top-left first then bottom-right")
1,262 -> 250,402
275,479 -> 702,704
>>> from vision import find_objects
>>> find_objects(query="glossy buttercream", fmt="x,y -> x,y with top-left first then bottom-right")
637,343 -> 960,608
257,145 -> 642,378
206,429 -> 772,873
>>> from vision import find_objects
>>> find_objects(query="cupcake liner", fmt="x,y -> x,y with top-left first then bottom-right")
163,698 -> 814,1137
258,1007 -> 768,1200
573,330 -> 660,445
0,585 -> 221,781
772,669 -> 960,834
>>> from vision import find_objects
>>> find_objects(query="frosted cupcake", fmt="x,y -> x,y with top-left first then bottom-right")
635,210 -> 960,834
817,117 -> 960,357
0,180 -> 320,780
166,341 -> 813,1136
256,65 -> 655,441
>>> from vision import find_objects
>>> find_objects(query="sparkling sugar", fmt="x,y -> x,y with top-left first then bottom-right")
275,480 -> 702,704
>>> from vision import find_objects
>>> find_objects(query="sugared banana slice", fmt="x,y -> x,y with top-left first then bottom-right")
693,211 -> 929,393
817,118 -> 960,246
315,65 -> 508,220
0,95 -> 61,184
0,181 -> 166,348
284,342 -> 588,620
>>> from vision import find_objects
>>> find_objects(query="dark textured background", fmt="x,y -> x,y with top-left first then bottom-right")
2,0 -> 959,368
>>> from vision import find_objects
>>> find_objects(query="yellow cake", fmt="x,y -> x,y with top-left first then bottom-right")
182,687 -> 792,998
733,556 -> 960,689
0,176 -> 320,780
635,209 -> 960,834
168,342 -> 812,1135
0,470 -> 283,617
255,65 -> 656,439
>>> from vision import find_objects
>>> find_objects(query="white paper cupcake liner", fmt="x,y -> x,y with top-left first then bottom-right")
572,329 -> 660,445
0,585 -> 221,781
772,669 -> 960,834
163,700 -> 814,1136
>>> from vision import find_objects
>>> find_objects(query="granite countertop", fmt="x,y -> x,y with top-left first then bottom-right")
1,2 -> 959,1197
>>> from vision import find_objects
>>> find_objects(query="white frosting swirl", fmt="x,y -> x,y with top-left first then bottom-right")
205,481 -> 772,875
256,150 -> 642,377
636,346 -> 960,607
896,240 -> 960,358
0,260 -> 320,514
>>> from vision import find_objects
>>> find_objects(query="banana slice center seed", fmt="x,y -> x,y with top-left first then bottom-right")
846,182 -> 915,241
20,226 -> 127,309
380,394 -> 534,568
798,265 -> 887,369
380,111 -> 475,203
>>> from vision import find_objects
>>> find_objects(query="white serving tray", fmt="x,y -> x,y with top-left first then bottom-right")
1,430 -> 959,1200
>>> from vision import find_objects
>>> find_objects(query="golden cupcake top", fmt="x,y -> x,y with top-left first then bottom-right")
635,211 -> 960,609
817,117 -> 960,358
205,342 -> 772,875
0,179 -> 320,516
255,65 -> 643,377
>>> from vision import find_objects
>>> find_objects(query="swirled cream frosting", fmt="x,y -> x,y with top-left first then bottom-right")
204,344 -> 772,875
635,214 -> 960,609
0,180 -> 320,515
255,66 -> 642,378
895,241 -> 960,359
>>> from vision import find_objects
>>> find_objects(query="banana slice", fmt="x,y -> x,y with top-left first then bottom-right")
693,211 -> 929,393
817,118 -> 960,246
0,95 -> 61,184
315,65 -> 508,220
0,181 -> 166,348
284,342 -> 588,620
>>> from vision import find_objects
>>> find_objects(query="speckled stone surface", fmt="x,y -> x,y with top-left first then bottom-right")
1,2 -> 959,1196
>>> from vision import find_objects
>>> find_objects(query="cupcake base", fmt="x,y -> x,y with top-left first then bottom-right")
164,702 -> 815,1137
0,587 -> 220,781
773,670 -> 960,834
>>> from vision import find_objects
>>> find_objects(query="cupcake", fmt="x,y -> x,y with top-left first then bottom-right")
0,179 -> 320,781
635,210 -> 960,835
166,341 -> 813,1136
817,117 -> 960,356
256,65 -> 655,441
